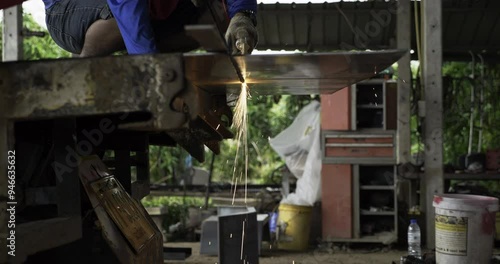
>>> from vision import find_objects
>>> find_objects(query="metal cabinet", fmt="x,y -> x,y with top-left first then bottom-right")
320,78 -> 399,244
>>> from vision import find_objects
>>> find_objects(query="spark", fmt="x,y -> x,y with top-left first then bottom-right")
231,82 -> 250,205
240,220 -> 246,260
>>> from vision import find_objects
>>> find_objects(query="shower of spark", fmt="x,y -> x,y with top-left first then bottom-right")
231,82 -> 250,205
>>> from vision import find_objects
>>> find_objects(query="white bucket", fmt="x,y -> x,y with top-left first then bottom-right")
433,194 -> 499,264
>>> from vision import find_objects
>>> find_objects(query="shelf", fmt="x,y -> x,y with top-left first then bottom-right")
360,185 -> 394,190
357,104 -> 383,109
361,210 -> 395,216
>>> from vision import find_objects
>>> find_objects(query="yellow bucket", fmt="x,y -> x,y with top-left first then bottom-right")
277,203 -> 313,251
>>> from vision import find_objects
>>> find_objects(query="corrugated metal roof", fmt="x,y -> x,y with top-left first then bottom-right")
255,0 -> 500,61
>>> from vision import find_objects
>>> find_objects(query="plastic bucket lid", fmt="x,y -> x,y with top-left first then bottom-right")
433,194 -> 499,212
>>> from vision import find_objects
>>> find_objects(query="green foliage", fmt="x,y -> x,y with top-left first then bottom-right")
0,12 -> 71,60
441,62 -> 500,164
149,145 -> 186,184
141,196 -> 210,232
410,62 -> 500,165
210,94 -> 316,184
148,94 -> 315,185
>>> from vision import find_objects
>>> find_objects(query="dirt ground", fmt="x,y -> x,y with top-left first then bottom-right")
164,242 -> 407,264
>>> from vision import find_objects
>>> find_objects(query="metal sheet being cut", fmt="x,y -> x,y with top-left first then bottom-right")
184,49 -> 406,95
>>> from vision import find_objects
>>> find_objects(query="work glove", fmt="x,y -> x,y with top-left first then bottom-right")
225,12 -> 258,55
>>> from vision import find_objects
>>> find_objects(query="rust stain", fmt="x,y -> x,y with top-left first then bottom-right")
433,196 -> 443,204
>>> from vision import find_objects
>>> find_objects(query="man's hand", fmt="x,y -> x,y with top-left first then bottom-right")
225,12 -> 258,55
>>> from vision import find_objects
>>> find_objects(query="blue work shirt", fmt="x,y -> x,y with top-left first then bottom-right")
43,0 -> 257,55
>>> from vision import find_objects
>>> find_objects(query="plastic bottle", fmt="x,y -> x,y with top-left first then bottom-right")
408,219 -> 422,259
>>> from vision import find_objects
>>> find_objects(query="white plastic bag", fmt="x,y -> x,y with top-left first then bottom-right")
269,101 -> 322,206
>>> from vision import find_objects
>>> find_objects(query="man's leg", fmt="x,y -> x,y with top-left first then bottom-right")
80,18 -> 125,57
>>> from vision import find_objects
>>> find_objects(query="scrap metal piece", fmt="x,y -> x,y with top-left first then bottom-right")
79,155 -> 163,264
184,49 -> 407,95
199,215 -> 219,255
163,247 -> 192,261
90,176 -> 157,253
218,207 -> 259,264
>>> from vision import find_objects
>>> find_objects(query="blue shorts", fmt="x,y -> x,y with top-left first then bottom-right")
45,0 -> 113,54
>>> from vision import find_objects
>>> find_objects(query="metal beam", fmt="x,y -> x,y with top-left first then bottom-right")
422,0 -> 444,249
185,50 -> 406,95
397,0 -> 411,165
2,5 -> 23,62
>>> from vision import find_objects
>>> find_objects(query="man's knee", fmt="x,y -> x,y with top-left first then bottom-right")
81,19 -> 125,57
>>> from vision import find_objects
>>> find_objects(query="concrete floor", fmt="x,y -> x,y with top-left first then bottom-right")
164,242 -> 407,264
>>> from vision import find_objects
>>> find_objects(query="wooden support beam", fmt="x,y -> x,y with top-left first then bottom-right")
115,149 -> 132,193
422,0 -> 444,249
0,98 -> 8,264
2,5 -> 23,61
397,0 -> 412,165
53,119 -> 82,218
132,181 -> 151,201
397,0 -> 419,211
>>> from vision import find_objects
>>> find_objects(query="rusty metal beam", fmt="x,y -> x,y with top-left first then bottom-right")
0,54 -> 185,126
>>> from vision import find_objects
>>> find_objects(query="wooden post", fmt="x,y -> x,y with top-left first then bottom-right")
0,6 -> 20,256
397,0 -> 411,165
0,104 -> 8,264
422,0 -> 444,249
2,5 -> 23,61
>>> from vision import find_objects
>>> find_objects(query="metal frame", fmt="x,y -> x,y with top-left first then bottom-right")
0,21 -> 407,260
0,52 -> 232,262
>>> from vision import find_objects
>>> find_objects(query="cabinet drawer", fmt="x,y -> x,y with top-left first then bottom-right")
322,132 -> 396,164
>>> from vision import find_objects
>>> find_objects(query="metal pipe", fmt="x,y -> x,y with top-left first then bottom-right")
477,54 -> 485,153
204,152 -> 216,210
467,51 -> 475,155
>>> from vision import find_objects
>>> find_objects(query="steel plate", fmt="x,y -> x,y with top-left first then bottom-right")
184,49 -> 406,95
